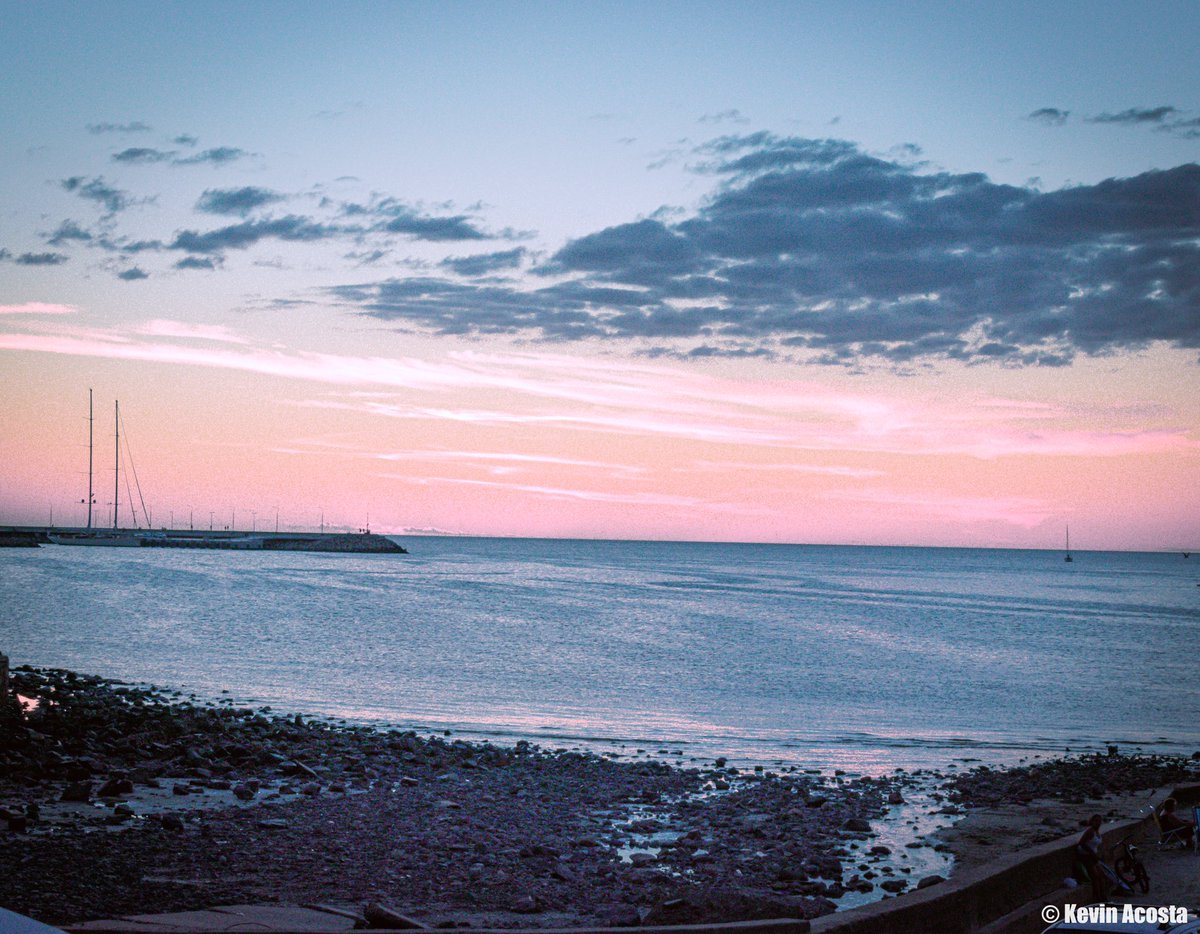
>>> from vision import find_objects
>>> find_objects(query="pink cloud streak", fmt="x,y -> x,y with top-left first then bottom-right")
1,322 -> 1195,464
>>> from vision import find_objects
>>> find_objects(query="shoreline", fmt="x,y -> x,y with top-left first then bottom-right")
2,667 -> 1197,928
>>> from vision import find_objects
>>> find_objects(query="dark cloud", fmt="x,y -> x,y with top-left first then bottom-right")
174,256 -> 220,271
61,176 -> 131,214
376,206 -> 489,241
196,186 -> 286,216
0,249 -> 10,261
327,134 -> 1200,366
173,134 -> 199,146
87,121 -> 151,134
339,197 -> 496,242
48,220 -> 94,245
17,252 -> 69,265
117,267 -> 149,280
169,215 -> 352,254
1088,106 -> 1179,125
328,277 -> 612,340
1028,107 -> 1069,126
106,144 -> 252,168
173,146 -> 251,166
1084,107 -> 1200,140
699,109 -> 749,125
441,248 -> 527,276
345,249 -> 389,266
112,147 -> 176,164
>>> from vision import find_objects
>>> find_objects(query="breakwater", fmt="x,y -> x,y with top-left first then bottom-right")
0,526 -> 406,554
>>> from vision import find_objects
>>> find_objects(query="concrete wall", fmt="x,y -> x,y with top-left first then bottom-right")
808,782 -> 1200,934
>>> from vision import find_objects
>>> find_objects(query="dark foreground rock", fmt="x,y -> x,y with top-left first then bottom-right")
4,667 -> 1194,928
946,753 -> 1196,808
0,668 -> 887,928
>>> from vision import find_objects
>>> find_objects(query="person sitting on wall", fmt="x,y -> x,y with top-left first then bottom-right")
1076,814 -> 1108,901
1158,798 -> 1195,847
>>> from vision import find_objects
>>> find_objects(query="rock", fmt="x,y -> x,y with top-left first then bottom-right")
510,895 -> 541,914
96,777 -> 134,797
551,863 -> 576,882
917,874 -> 945,889
233,783 -> 256,800
843,818 -> 872,833
161,814 -> 184,832
61,781 -> 92,802
6,814 -> 28,833
887,790 -> 905,805
257,818 -> 289,829
880,879 -> 907,893
868,845 -> 891,856
363,902 -> 427,929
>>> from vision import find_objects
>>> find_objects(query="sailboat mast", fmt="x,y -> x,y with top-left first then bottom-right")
86,388 -> 94,529
113,400 -> 120,530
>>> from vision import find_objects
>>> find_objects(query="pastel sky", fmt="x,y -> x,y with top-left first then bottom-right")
2,1 -> 1197,549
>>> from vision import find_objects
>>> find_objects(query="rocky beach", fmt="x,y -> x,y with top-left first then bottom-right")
1,667 -> 1197,929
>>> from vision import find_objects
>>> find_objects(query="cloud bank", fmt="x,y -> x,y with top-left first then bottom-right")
330,134 -> 1200,367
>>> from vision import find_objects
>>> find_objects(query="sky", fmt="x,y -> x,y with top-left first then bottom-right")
1,0 -> 1197,550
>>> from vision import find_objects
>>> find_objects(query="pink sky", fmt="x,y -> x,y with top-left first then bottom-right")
2,310 -> 1196,550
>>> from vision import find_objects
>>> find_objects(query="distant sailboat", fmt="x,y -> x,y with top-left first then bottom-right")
1064,525 -> 1073,563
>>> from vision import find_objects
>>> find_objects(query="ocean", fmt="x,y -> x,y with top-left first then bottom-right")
3,537 -> 1197,775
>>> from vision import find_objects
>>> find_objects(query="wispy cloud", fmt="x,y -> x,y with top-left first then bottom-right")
0,302 -> 78,315
1088,106 -> 1179,125
392,474 -> 705,509
1,321 -> 1194,463
86,121 -> 151,134
699,109 -> 750,125
174,146 -> 251,166
196,186 -> 287,216
136,319 -> 250,344
109,145 -> 252,167
1027,107 -> 1069,126
15,252 -> 69,266
112,147 -> 176,165
61,175 -> 132,214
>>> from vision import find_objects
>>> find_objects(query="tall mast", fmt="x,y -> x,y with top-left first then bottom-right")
113,400 -> 120,530
86,389 -> 94,529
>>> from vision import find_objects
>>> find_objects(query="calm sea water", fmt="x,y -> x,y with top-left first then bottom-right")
3,538 -> 1197,774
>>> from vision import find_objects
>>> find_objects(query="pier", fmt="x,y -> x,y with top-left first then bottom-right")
0,526 -> 406,554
